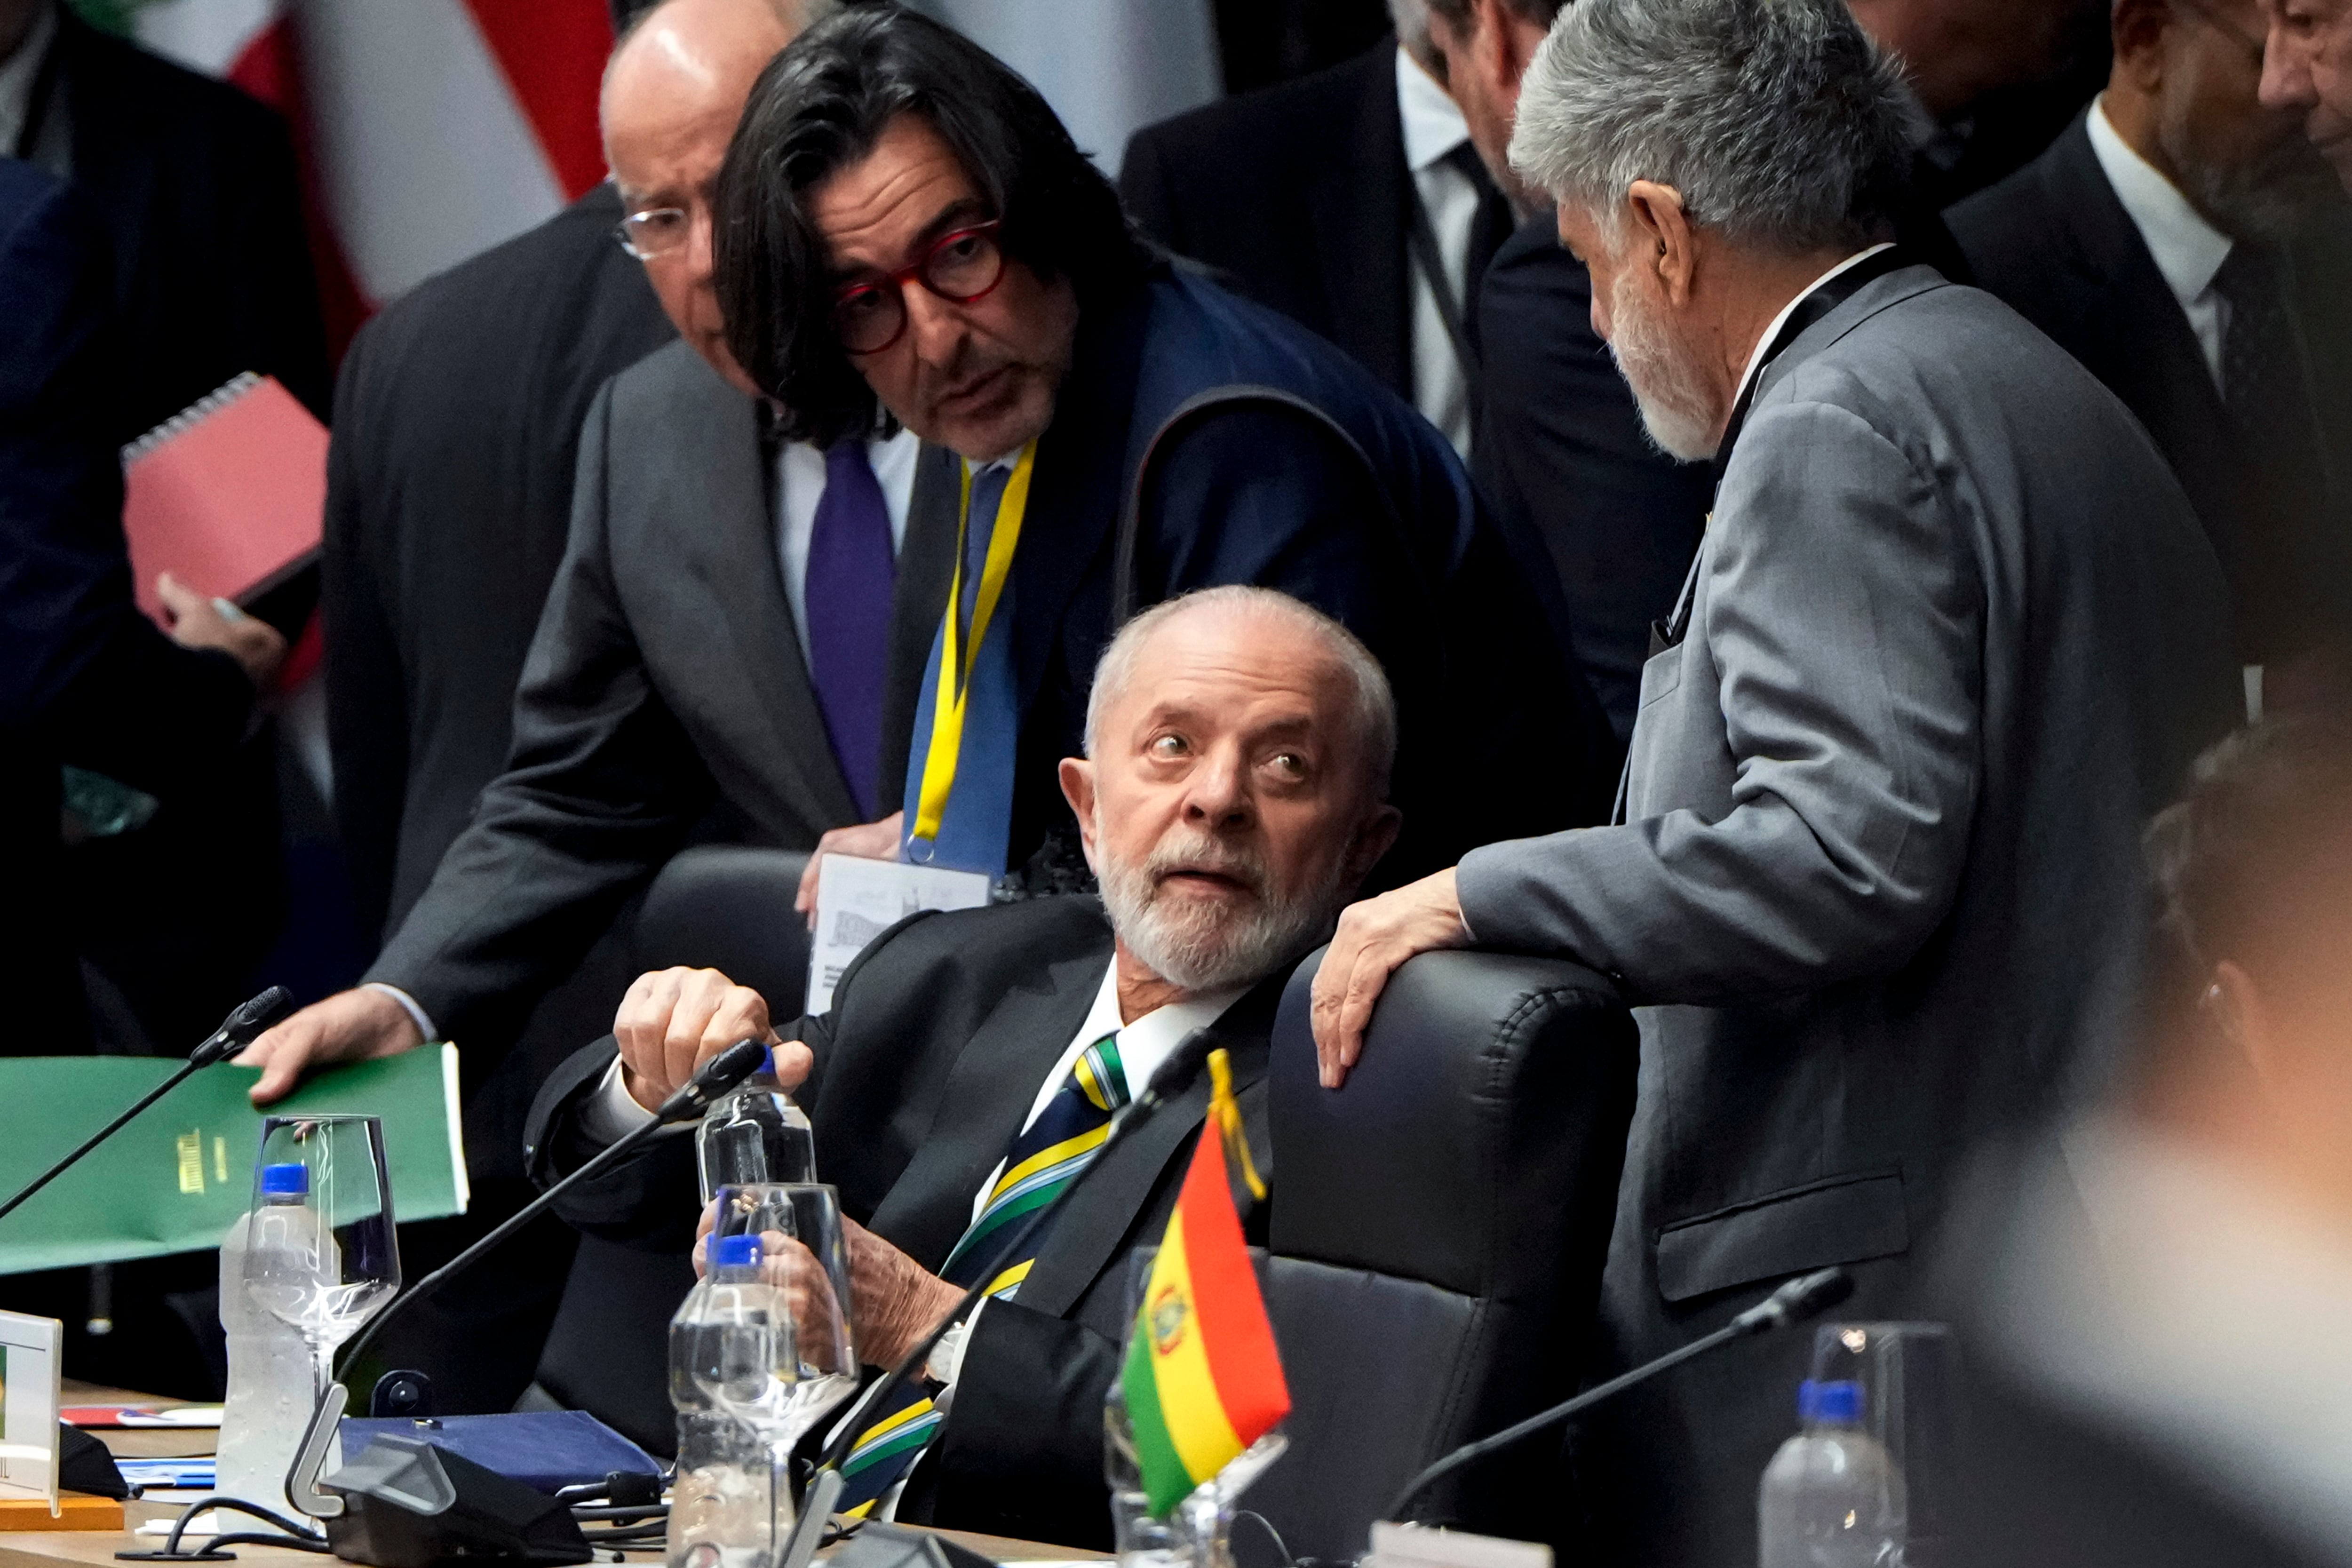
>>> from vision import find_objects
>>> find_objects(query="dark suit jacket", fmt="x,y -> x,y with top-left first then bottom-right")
39,10 -> 329,437
363,339 -> 960,1057
996,263 -> 1613,885
522,897 -> 1279,1549
1472,213 -> 1714,747
0,163 -> 254,1049
1121,42 -> 1412,400
322,183 -> 676,946
1947,114 -> 2352,665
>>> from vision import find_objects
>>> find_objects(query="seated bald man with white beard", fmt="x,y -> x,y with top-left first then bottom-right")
519,586 -> 1400,1548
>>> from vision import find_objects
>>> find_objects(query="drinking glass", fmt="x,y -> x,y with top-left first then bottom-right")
239,1114 -> 401,1401
692,1184 -> 859,1546
1105,1246 -> 1287,1568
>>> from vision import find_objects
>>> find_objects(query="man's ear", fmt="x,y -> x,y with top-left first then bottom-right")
2210,958 -> 2283,1086
1626,179 -> 1697,305
2111,0 -> 2171,88
1059,757 -> 1100,867
1342,804 -> 1406,891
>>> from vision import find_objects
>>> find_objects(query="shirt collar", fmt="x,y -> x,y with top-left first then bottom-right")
1732,242 -> 1897,410
1074,959 -> 1250,1098
0,1 -> 58,156
2086,96 -> 2234,315
1395,45 -> 1471,174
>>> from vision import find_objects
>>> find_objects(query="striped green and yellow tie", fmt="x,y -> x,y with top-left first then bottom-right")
835,1032 -> 1129,1516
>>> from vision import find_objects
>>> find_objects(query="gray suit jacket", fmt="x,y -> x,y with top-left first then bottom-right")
1453,267 -> 2237,1567
367,341 -> 959,1051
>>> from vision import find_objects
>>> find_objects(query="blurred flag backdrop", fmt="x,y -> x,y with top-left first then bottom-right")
76,0 -> 1218,353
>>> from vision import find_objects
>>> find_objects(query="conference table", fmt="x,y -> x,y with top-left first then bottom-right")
0,1384 -> 1097,1568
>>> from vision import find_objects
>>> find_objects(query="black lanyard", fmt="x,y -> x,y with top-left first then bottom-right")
1649,246 -> 1913,658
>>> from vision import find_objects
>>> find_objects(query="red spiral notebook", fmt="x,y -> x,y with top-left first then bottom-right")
119,372 -> 327,628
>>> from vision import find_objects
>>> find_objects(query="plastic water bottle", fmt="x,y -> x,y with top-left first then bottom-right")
667,1235 -> 780,1568
695,1049 -> 816,1200
216,1163 -> 326,1509
1759,1379 -> 1907,1568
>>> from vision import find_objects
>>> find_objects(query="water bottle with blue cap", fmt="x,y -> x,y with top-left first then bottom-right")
695,1045 -> 816,1200
1759,1378 -> 1907,1568
216,1162 -> 326,1507
668,1232 -> 781,1568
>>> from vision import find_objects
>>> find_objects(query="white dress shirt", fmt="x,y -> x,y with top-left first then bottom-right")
0,2 -> 58,163
1734,242 -> 1899,412
1396,46 -> 1480,456
2086,95 -> 2234,390
774,428 -> 923,668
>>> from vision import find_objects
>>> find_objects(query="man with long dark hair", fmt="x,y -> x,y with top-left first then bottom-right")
713,5 -> 1609,900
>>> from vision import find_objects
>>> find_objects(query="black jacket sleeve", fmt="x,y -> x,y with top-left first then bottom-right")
0,170 -> 253,773
363,379 -> 717,1051
320,324 -> 410,946
922,1301 -> 1124,1549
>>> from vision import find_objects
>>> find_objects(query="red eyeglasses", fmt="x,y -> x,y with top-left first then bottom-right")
832,221 -> 1008,355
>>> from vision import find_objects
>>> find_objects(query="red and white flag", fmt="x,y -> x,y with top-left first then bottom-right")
131,0 -> 613,336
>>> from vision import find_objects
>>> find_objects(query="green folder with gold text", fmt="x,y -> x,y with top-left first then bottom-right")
0,1045 -> 467,1274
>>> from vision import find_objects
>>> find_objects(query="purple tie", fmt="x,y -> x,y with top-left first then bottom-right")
804,441 -> 897,818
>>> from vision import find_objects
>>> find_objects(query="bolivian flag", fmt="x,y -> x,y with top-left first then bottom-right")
1119,1049 -> 1288,1517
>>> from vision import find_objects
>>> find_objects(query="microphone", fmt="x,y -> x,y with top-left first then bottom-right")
191,986 -> 300,1067
270,1038 -> 772,1534
0,986 -> 294,1224
1384,1266 -> 1854,1522
779,1027 -> 1224,1562
326,1037 -> 769,1380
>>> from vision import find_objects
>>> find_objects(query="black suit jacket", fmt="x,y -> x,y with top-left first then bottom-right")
39,10 -> 329,437
322,184 -> 676,945
523,897 -> 1279,1549
1472,213 -> 1715,747
0,164 -> 254,1049
1121,42 -> 1412,399
364,340 -> 960,1057
993,265 -> 1613,885
1947,114 -> 2352,664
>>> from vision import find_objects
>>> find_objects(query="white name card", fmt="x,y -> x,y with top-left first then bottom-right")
806,856 -> 992,1014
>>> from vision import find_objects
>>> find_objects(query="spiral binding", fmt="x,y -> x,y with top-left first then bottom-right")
120,371 -> 262,468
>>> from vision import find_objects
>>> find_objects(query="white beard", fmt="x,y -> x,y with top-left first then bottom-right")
1606,267 -> 1724,463
1094,821 -> 1346,995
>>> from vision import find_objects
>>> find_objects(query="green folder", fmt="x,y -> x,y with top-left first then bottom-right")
0,1045 -> 469,1275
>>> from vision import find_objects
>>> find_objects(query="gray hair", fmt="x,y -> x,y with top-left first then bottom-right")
1389,0 -> 1440,73
1508,0 -> 1915,254
1085,587 -> 1398,800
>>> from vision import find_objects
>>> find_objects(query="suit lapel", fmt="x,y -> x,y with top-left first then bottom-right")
663,371 -> 861,830
866,946 -> 1108,1270
877,443 -> 961,809
2037,118 -> 2246,551
1307,47 -> 1410,397
1013,977 -> 1282,1320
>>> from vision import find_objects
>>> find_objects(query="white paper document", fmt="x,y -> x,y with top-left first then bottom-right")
807,856 -> 993,1014
0,1310 -> 62,1512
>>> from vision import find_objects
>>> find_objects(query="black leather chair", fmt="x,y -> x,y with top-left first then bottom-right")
628,845 -> 815,1019
1246,948 -> 1638,1562
529,845 -> 811,1449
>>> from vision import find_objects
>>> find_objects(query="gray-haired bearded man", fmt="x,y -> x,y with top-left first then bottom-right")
520,586 -> 1398,1549
1306,0 -> 2239,1560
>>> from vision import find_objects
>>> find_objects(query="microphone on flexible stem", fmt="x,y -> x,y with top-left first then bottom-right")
274,1037 -> 773,1533
1384,1266 -> 1856,1524
775,1028 -> 1226,1568
0,986 -> 294,1225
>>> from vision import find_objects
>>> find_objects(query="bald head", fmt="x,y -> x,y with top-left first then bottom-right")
603,0 -> 815,386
